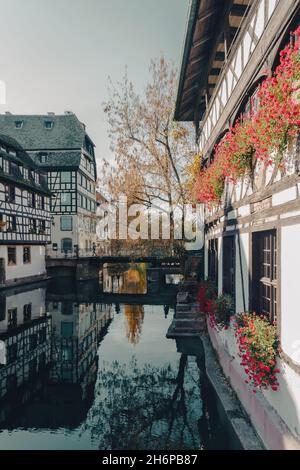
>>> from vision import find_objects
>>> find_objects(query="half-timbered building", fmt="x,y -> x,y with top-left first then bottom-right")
0,134 -> 51,287
175,0 -> 300,450
0,284 -> 52,424
0,112 -> 97,258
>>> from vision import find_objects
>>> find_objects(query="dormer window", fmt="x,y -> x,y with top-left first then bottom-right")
15,120 -> 23,129
44,120 -> 54,129
3,159 -> 10,174
23,167 -> 29,180
35,173 -> 40,185
39,153 -> 48,163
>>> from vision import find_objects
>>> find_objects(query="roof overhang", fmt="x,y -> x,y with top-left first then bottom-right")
174,0 -> 251,122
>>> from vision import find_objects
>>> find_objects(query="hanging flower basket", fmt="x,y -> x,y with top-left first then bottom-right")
193,26 -> 300,203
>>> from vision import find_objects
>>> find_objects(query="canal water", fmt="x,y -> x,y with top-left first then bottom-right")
0,263 -> 236,450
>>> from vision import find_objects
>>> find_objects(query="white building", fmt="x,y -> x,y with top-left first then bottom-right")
0,284 -> 52,424
0,134 -> 51,287
175,0 -> 300,450
0,112 -> 98,258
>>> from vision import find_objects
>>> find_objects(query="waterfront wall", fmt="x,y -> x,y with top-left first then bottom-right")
207,322 -> 300,450
0,245 -> 46,287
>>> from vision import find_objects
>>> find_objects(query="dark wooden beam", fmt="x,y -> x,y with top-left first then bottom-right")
230,4 -> 249,17
209,68 -> 221,76
215,51 -> 225,61
194,0 -> 234,124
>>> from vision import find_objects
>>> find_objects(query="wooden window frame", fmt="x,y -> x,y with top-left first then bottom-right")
23,247 -> 31,264
208,238 -> 218,284
7,247 -> 16,266
252,230 -> 277,323
222,235 -> 236,300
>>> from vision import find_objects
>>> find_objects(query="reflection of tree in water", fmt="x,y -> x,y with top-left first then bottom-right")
121,264 -> 147,295
84,355 -> 207,450
124,305 -> 145,345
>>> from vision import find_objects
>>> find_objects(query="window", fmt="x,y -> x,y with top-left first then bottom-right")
61,172 -> 71,183
62,346 -> 73,361
29,334 -> 37,350
223,236 -> 235,299
27,192 -> 36,208
15,120 -> 23,129
29,219 -> 37,234
39,153 -> 48,163
61,322 -> 73,338
6,215 -> 16,232
252,230 -> 277,323
7,308 -> 17,329
44,120 -> 54,129
39,220 -> 46,234
23,303 -> 32,322
5,185 -> 15,203
7,247 -> 16,265
39,327 -> 46,344
7,343 -> 18,363
61,193 -> 71,206
23,247 -> 31,264
60,215 -> 73,231
35,173 -> 40,185
208,238 -> 218,283
23,167 -> 29,180
3,159 -> 10,174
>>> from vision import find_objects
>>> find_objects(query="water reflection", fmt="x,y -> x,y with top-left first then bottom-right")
103,263 -> 147,294
85,356 -> 202,450
0,264 -> 232,450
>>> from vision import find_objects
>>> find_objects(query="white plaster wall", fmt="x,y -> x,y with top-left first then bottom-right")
213,323 -> 300,441
281,225 -> 300,365
235,233 -> 249,313
49,214 -> 78,252
0,287 -> 46,333
0,245 -> 46,281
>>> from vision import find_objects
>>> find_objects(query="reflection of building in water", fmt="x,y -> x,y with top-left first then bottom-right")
103,263 -> 147,294
124,304 -> 144,345
0,285 -> 51,423
47,300 -> 113,399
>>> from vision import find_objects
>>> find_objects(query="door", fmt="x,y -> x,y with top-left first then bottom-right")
0,258 -> 5,285
61,238 -> 73,254
222,236 -> 235,299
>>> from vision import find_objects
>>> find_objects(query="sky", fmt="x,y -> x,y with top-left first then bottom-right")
0,0 -> 189,167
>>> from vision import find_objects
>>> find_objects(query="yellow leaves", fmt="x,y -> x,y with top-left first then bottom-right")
171,123 -> 188,141
184,153 -> 202,198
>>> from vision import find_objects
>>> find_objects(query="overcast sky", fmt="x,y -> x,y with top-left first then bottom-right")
0,0 -> 189,166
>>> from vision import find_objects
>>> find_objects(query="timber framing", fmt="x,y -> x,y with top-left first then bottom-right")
174,0 -> 252,122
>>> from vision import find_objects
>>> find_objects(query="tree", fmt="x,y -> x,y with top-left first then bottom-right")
103,57 -> 194,245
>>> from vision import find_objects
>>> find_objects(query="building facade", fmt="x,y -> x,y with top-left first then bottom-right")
0,284 -> 52,425
0,134 -> 51,287
175,0 -> 300,450
0,112 -> 98,258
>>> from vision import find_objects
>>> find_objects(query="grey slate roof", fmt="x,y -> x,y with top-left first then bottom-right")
0,133 -> 38,168
30,150 -> 82,169
0,113 -> 94,150
0,133 -> 51,195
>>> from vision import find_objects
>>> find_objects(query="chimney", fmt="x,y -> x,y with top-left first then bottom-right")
64,110 -> 73,115
47,112 -> 55,115
5,111 -> 12,115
